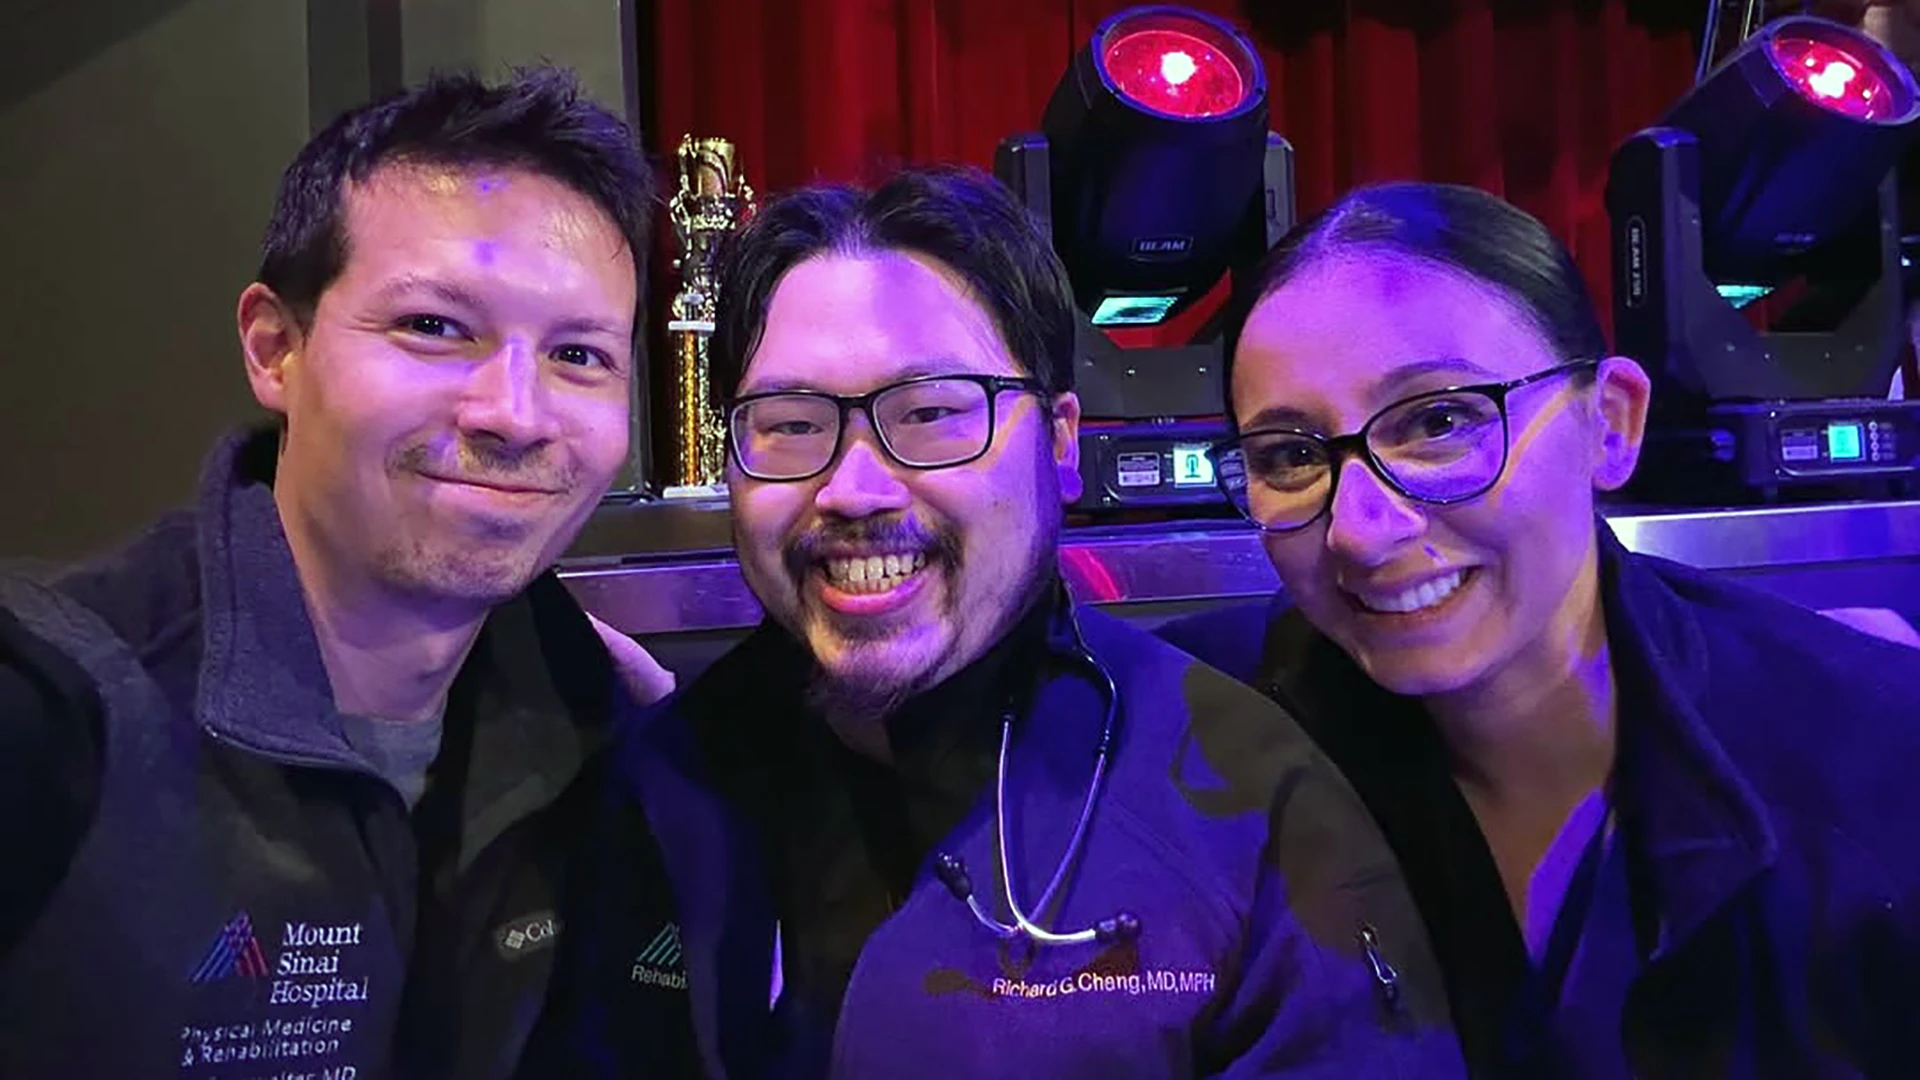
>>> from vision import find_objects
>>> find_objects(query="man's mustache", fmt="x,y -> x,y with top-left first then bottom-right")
394,440 -> 575,494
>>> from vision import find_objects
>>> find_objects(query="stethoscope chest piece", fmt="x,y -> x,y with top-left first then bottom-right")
934,850 -> 1143,946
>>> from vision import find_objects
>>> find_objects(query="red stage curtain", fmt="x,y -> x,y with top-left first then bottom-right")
637,0 -> 1698,354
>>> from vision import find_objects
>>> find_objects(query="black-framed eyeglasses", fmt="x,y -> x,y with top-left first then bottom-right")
1211,359 -> 1600,533
727,373 -> 1050,482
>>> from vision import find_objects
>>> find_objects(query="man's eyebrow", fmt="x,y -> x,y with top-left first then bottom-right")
368,277 -> 629,338
368,274 -> 485,311
739,357 -> 989,395
548,315 -> 631,339
887,357 -> 983,382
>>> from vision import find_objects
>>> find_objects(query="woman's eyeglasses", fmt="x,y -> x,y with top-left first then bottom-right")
1211,359 -> 1600,533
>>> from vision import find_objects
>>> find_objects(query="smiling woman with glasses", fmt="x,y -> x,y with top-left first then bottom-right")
1157,181 -> 1920,1076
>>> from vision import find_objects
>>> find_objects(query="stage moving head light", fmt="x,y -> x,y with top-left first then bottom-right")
1668,16 -> 1919,279
1036,5 -> 1272,328
994,6 -> 1294,512
1609,15 -> 1920,500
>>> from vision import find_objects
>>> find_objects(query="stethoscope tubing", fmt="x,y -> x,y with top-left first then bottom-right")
935,608 -> 1140,947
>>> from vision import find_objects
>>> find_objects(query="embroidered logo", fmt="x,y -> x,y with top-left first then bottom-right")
187,911 -> 271,984
924,940 -> 1219,1002
494,910 -> 564,960
630,922 -> 687,990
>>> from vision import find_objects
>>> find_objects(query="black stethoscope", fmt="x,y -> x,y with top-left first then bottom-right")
931,605 -> 1143,947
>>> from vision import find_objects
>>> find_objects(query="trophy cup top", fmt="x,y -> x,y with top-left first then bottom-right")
677,134 -> 743,200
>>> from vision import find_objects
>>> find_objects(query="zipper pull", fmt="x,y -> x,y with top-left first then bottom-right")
1356,924 -> 1401,1011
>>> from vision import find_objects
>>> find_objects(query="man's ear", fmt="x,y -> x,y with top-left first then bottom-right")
238,283 -> 304,413
1049,391 -> 1083,504
1591,356 -> 1651,492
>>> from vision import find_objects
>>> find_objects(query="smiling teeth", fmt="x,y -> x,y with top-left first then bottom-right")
824,551 -> 926,594
1358,570 -> 1467,614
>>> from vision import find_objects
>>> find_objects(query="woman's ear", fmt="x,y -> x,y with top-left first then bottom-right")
1591,356 -> 1652,492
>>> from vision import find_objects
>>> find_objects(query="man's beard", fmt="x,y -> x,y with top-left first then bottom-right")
798,507 -> 1061,748
787,514 -> 963,746
782,432 -> 1066,754
803,669 -> 919,748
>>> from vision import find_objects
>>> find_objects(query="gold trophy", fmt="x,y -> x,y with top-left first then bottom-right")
662,134 -> 755,497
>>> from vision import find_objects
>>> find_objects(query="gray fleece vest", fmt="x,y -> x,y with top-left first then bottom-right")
0,574 -> 405,1079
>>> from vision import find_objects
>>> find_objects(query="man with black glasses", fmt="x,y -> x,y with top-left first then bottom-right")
541,166 -> 1467,1078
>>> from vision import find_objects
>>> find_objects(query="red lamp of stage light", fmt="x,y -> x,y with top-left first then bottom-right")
1102,27 -> 1247,118
1097,9 -> 1257,120
1770,34 -> 1905,121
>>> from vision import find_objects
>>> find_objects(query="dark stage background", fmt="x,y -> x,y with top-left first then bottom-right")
0,0 -> 1718,558
637,1 -> 1696,330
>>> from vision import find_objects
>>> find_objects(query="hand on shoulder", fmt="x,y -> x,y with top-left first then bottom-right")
1817,607 -> 1920,649
587,612 -> 677,705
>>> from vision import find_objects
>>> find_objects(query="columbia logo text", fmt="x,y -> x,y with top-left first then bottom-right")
495,911 -> 563,960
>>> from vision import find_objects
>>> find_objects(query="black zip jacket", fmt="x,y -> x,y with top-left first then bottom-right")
540,593 -> 1470,1078
1157,526 -> 1920,1076
0,427 -> 695,1079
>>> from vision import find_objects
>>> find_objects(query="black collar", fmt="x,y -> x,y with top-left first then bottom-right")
1590,524 -> 1776,953
685,578 -> 1065,802
1258,523 -> 1778,955
884,584 -> 1055,770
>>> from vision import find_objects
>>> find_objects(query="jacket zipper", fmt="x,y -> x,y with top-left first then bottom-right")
1356,923 -> 1402,1013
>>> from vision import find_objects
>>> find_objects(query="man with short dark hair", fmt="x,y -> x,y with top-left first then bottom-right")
0,67 -> 689,1078
550,166 -> 1467,1077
